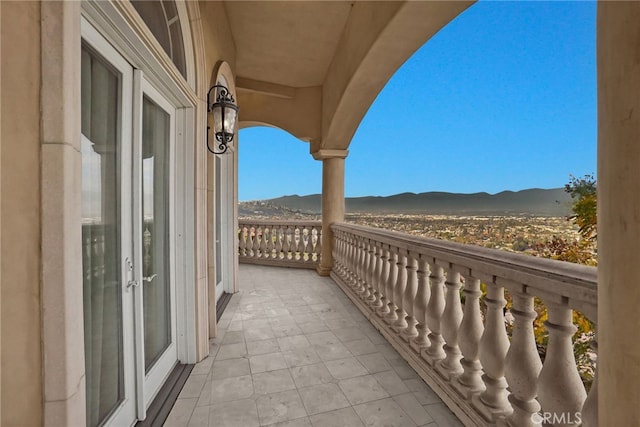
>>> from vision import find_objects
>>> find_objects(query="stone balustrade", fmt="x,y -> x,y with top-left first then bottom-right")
238,220 -> 322,269
331,222 -> 597,427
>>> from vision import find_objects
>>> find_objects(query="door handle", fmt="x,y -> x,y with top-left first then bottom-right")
143,273 -> 157,284
125,257 -> 139,290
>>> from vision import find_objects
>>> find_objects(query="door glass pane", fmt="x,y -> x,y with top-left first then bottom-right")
142,95 -> 172,372
81,44 -> 124,427
215,156 -> 222,284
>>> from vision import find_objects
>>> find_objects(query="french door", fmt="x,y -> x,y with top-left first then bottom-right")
81,19 -> 178,427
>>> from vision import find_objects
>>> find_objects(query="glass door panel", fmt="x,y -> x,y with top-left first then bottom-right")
141,95 -> 172,372
134,75 -> 178,410
215,155 -> 224,300
80,26 -> 136,427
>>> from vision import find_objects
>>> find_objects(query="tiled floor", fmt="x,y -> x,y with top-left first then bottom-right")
164,264 -> 463,427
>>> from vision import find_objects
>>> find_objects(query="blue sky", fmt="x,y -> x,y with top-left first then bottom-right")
239,1 -> 596,201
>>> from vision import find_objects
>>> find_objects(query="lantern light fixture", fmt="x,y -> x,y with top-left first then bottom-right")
206,84 -> 239,154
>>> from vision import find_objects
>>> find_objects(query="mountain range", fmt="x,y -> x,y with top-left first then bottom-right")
242,188 -> 573,217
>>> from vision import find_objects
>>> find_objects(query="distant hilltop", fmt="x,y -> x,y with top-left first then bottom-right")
240,188 -> 573,217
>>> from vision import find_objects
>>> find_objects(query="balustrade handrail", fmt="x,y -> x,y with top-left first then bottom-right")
333,222 -> 597,320
330,221 -> 598,427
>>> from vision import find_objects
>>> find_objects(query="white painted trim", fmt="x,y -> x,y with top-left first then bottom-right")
176,1 -> 196,90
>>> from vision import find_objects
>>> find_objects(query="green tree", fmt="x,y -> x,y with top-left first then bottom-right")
565,174 -> 597,242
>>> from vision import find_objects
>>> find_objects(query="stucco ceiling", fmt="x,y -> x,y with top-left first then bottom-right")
223,1 -> 353,88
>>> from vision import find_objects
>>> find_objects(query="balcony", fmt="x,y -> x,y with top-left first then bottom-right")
168,220 -> 597,426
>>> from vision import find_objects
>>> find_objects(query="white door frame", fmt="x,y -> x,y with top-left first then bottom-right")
80,4 -> 198,424
80,18 -> 137,427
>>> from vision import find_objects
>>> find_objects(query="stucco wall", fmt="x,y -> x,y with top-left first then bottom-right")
0,2 -> 44,425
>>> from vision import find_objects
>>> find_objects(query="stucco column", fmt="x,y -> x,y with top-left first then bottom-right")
313,149 -> 348,276
597,3 -> 640,426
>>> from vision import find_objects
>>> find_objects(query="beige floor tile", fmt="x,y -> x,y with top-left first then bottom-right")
306,331 -> 340,346
179,374 -> 208,399
324,357 -> 369,380
308,407 -> 365,427
255,389 -> 307,426
211,357 -> 251,380
374,370 -> 411,396
210,374 -> 254,402
248,338 -> 281,355
250,352 -> 289,373
343,338 -> 378,356
298,383 -> 351,415
277,335 -> 311,351
245,327 -> 277,342
187,405 -> 210,427
164,398 -> 197,427
313,342 -> 353,361
290,362 -> 334,388
338,375 -> 389,405
353,398 -> 417,427
393,393 -> 434,425
209,398 -> 259,427
283,347 -> 321,368
357,353 -> 393,374
272,324 -> 304,338
253,368 -> 297,395
422,403 -> 463,427
332,328 -> 365,342
298,321 -> 329,334
264,417 -> 312,427
216,342 -> 248,360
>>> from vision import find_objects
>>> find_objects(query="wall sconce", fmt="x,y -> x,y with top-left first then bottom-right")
207,84 -> 239,154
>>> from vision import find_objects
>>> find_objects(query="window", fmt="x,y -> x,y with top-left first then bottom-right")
131,0 -> 187,78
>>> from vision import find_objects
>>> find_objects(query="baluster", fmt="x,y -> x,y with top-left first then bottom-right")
247,226 -> 255,257
422,263 -> 445,364
437,268 -> 464,379
262,226 -> 271,259
252,226 -> 261,258
252,225 -> 260,258
384,248 -> 399,324
340,230 -> 349,277
347,233 -> 358,289
454,276 -> 485,398
376,245 -> 391,317
291,226 -> 299,260
274,225 -> 283,259
392,250 -> 409,332
333,229 -> 343,275
239,225 -> 247,256
505,287 -> 542,427
411,255 -> 431,352
285,225 -> 294,259
366,239 -> 377,303
473,281 -> 511,421
580,333 -> 598,427
267,226 -> 277,259
537,302 -> 586,427
370,243 -> 384,309
401,252 -> 419,341
315,227 -> 322,263
256,225 -> 265,258
356,237 -> 368,296
359,239 -> 372,300
300,226 -> 310,262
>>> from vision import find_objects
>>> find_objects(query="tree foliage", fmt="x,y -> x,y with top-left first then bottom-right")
531,174 -> 597,388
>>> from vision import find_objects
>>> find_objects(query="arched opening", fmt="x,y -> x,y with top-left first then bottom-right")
239,126 -> 321,204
